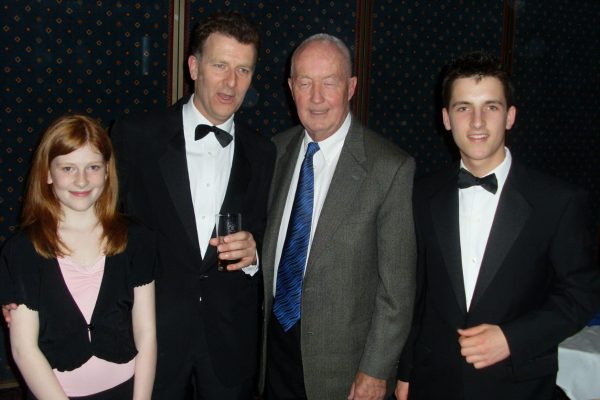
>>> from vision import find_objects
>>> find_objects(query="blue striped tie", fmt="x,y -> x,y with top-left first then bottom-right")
273,142 -> 320,332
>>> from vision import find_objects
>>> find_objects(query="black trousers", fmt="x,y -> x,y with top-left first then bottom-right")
265,311 -> 307,400
152,314 -> 254,400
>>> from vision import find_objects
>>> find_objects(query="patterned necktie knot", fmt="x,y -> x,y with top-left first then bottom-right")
273,141 -> 320,332
194,124 -> 233,147
457,167 -> 498,194
304,141 -> 320,159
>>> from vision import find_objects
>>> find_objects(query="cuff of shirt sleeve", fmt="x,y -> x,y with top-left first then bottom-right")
241,251 -> 260,276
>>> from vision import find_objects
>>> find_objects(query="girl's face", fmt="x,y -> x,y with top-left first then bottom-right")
47,144 -> 107,216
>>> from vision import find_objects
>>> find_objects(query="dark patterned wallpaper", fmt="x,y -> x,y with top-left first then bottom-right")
510,0 -> 600,221
1,0 -> 170,242
1,0 -> 170,382
368,0 -> 504,176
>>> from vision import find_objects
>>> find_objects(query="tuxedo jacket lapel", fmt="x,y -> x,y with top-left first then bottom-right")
430,164 -> 532,313
221,134 -> 251,214
431,172 -> 468,314
470,167 -> 531,308
159,112 -> 201,254
307,121 -> 367,273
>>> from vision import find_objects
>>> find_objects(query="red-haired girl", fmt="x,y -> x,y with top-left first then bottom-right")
0,114 -> 156,399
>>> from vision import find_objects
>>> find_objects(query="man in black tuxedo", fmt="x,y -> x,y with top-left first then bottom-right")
111,12 -> 274,399
396,52 -> 600,400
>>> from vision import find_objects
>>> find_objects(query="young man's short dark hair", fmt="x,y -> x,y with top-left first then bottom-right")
442,51 -> 515,108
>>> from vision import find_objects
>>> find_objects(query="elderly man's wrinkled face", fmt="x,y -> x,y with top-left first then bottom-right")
288,40 -> 357,142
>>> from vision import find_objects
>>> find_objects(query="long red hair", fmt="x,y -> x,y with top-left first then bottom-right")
21,114 -> 127,258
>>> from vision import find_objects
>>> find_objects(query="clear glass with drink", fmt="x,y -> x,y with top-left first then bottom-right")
215,213 -> 242,271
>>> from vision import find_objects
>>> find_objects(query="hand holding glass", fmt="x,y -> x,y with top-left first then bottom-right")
215,213 -> 242,271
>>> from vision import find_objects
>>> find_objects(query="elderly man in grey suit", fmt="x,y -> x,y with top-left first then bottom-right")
260,33 -> 416,400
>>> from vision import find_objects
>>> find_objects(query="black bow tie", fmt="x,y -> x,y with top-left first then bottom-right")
194,124 -> 233,147
457,168 -> 498,194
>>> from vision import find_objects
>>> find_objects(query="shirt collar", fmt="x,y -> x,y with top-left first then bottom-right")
302,112 -> 351,165
460,147 -> 512,194
183,94 -> 235,141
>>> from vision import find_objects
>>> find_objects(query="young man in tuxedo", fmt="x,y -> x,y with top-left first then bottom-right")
110,12 -> 274,399
396,52 -> 600,400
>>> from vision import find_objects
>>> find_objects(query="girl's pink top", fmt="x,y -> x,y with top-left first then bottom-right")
53,255 -> 135,396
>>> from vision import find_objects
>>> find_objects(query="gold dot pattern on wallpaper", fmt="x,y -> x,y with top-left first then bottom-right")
368,0 -> 503,176
1,1 -> 170,243
187,0 -> 357,136
510,0 -> 600,216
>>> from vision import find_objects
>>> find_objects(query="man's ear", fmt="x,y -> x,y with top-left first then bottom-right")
288,78 -> 295,100
506,105 -> 517,130
188,55 -> 199,81
442,108 -> 452,131
347,76 -> 358,101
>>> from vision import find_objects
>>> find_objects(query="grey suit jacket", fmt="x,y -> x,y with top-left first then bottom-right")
261,116 -> 417,398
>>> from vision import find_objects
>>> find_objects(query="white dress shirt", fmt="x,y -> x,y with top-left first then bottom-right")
273,113 -> 352,296
182,95 -> 235,258
459,147 -> 512,310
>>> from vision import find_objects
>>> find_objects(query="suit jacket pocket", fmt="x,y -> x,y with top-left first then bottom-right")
511,351 -> 557,382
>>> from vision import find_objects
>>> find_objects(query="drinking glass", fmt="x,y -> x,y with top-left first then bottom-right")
215,213 -> 242,271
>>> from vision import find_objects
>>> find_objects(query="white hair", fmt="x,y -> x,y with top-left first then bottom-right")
290,33 -> 353,77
